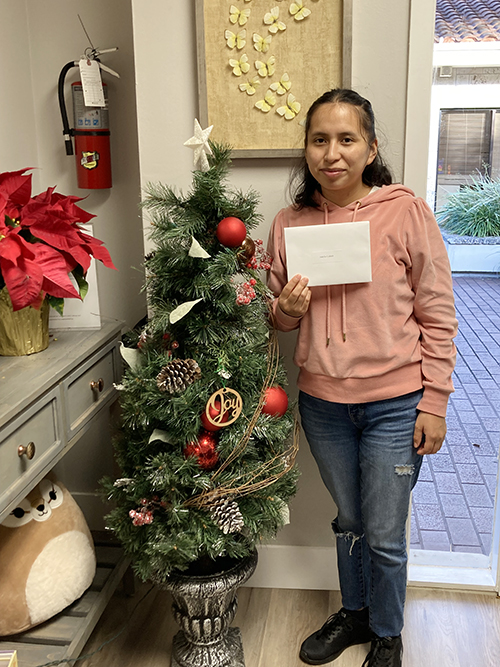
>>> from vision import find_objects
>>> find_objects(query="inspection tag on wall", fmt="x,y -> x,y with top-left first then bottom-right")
79,58 -> 105,107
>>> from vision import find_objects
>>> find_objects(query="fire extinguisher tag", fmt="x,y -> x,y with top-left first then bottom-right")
79,58 -> 105,107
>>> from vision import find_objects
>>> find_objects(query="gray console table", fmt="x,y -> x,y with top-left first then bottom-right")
0,320 -> 130,666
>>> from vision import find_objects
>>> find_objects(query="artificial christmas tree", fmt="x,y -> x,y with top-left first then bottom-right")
102,124 -> 298,666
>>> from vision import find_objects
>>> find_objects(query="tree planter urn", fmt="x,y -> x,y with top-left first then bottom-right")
161,549 -> 258,667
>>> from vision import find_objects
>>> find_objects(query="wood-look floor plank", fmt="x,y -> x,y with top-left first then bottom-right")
235,587 -> 273,666
78,584 -> 175,667
76,583 -> 500,667
404,588 -> 500,667
0,642 -> 67,667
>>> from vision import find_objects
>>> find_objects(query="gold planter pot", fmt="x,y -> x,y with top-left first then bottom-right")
0,289 -> 50,356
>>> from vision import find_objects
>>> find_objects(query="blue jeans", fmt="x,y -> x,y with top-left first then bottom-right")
298,389 -> 424,637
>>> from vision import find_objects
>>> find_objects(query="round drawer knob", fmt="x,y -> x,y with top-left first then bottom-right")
90,378 -> 104,392
18,442 -> 36,460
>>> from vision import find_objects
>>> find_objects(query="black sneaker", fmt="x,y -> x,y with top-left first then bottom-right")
362,635 -> 403,667
299,608 -> 372,665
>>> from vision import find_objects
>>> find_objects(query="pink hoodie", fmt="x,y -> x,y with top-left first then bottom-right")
267,184 -> 458,418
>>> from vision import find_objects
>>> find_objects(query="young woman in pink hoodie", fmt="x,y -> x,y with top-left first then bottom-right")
267,89 -> 458,667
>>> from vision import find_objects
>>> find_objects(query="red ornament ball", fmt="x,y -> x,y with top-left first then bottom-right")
200,399 -> 229,432
216,217 -> 247,247
262,386 -> 288,417
184,431 -> 219,470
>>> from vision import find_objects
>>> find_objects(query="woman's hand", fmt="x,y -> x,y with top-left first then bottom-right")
278,274 -> 311,318
413,412 -> 447,455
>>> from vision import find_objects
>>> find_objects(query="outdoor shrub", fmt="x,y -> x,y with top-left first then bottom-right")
436,173 -> 500,237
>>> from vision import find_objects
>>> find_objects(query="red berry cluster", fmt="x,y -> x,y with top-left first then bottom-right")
129,507 -> 153,526
236,278 -> 257,305
129,496 -> 167,526
246,239 -> 272,270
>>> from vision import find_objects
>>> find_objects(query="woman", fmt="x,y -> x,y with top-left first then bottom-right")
267,89 -> 457,667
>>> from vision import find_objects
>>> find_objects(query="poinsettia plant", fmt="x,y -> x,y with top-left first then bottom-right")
0,168 -> 115,313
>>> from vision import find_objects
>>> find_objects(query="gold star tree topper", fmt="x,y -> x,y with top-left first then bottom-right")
184,119 -> 213,172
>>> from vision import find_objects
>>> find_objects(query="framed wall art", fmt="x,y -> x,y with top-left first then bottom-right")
195,0 -> 352,157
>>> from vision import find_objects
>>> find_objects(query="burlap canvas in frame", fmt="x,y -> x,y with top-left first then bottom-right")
196,0 -> 350,157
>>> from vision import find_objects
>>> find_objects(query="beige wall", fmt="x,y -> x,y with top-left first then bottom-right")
0,0 -> 435,581
131,0 -> 415,554
0,0 -> 146,330
0,1 -> 39,184
0,0 -> 437,585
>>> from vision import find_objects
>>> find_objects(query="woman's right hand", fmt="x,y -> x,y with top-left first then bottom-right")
278,274 -> 311,318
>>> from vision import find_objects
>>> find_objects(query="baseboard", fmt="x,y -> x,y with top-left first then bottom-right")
244,545 -> 340,591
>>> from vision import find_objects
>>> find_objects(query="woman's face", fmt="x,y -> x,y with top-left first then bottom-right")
305,103 -> 378,207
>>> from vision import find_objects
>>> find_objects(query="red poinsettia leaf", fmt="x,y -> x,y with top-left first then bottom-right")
0,193 -> 7,220
0,233 -> 21,264
32,244 -> 81,300
0,231 -> 36,263
60,244 -> 91,273
28,291 -> 45,310
41,274 -> 81,300
0,169 -> 32,218
0,256 -> 43,311
54,194 -> 95,223
25,217 -> 82,250
30,189 -> 95,224
77,232 -> 116,269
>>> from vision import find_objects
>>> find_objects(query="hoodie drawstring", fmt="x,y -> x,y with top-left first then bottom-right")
323,203 -> 331,346
323,200 -> 362,345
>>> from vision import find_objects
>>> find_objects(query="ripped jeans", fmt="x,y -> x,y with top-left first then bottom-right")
298,389 -> 424,637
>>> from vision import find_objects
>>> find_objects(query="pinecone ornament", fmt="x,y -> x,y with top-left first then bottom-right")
156,359 -> 201,393
209,497 -> 245,534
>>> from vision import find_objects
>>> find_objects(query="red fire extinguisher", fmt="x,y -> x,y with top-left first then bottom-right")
58,53 -> 116,189
71,81 -> 111,189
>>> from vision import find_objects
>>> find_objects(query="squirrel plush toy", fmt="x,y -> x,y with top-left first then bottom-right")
0,476 -> 96,636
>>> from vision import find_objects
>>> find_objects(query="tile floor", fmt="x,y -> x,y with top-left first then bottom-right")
411,275 -> 500,555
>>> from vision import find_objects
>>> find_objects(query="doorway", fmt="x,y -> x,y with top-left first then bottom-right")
405,0 -> 500,590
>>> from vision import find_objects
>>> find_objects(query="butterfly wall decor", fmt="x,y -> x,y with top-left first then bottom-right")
196,0 -> 347,154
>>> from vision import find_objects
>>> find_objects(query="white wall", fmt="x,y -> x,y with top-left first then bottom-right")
131,0 -> 414,587
404,0 -> 437,198
0,1 -> 39,186
0,0 -> 146,330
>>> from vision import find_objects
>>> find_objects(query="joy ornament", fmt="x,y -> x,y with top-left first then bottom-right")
202,387 -> 243,430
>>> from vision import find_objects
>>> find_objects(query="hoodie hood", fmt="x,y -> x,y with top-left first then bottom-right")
312,183 -> 417,213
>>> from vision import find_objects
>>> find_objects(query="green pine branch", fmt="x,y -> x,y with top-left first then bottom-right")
103,142 -> 297,579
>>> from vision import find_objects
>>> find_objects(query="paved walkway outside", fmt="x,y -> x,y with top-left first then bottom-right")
411,275 -> 500,555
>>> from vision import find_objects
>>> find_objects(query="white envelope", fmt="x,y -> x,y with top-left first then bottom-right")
284,221 -> 372,287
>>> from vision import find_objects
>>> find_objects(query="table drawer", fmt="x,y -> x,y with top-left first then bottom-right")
0,388 -> 63,521
64,340 -> 119,440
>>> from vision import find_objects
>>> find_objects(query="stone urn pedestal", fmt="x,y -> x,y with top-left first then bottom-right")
162,549 -> 258,667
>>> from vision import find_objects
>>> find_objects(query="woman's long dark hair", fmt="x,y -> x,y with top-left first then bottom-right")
290,89 -> 393,209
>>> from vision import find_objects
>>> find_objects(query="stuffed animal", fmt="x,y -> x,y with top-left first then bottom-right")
0,476 -> 96,636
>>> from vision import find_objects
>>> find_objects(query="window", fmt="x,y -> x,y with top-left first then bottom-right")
435,109 -> 500,210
